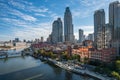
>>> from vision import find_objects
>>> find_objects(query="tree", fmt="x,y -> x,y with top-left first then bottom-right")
84,57 -> 89,64
116,60 -> 120,71
111,71 -> 120,80
51,53 -> 57,59
116,56 -> 120,60
94,66 -> 101,72
76,54 -> 80,62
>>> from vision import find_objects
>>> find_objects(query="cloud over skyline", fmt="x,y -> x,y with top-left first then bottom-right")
0,0 -> 118,41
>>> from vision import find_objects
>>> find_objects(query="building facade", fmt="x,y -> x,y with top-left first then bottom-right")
105,23 -> 112,48
79,29 -> 84,43
88,33 -> 94,41
89,48 -> 116,63
109,1 -> 120,55
72,47 -> 116,63
94,9 -> 105,50
52,18 -> 63,44
64,7 -> 74,43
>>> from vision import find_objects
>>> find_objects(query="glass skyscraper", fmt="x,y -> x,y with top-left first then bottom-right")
94,9 -> 105,49
52,18 -> 63,44
109,1 -> 120,55
79,29 -> 84,43
64,7 -> 74,43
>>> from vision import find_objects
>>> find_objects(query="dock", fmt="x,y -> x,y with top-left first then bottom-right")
48,59 -> 112,80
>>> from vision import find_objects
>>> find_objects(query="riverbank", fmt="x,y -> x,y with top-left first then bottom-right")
34,55 -> 113,80
48,59 -> 102,80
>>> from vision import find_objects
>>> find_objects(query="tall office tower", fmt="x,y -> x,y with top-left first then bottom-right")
79,29 -> 84,43
41,37 -> 43,42
109,1 -> 119,40
57,18 -> 63,42
15,38 -> 19,42
51,18 -> 63,44
109,1 -> 120,55
88,33 -> 94,41
105,23 -> 112,48
94,9 -> 105,50
47,34 -> 52,43
83,35 -> 86,41
64,7 -> 74,43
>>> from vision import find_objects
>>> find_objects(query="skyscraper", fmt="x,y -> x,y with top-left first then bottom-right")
51,18 -> 63,44
109,1 -> 120,41
41,37 -> 43,42
109,1 -> 120,55
88,33 -> 94,41
64,7 -> 74,43
105,23 -> 112,48
79,29 -> 83,43
94,9 -> 105,49
57,18 -> 63,42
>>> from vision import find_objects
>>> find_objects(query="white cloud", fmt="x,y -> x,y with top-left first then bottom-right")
30,7 -> 48,13
22,15 -> 36,22
10,9 -> 37,22
35,13 -> 46,17
72,0 -> 119,18
8,0 -> 48,13
9,0 -> 26,10
12,22 -> 52,41
48,11 -> 61,20
1,17 -> 52,41
72,9 -> 91,18
0,34 -> 12,41
2,18 -> 31,27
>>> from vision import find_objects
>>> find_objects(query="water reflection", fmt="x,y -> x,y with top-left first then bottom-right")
0,56 -> 95,80
65,71 -> 72,80
3,57 -> 8,63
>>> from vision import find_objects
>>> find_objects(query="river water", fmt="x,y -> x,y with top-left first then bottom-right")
0,50 -> 95,80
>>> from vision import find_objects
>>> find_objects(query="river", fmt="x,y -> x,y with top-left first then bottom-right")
0,50 -> 95,80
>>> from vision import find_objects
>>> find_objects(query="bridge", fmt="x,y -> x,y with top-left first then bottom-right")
0,51 -> 23,59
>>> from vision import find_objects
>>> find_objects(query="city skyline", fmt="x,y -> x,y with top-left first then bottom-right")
0,0 -> 119,41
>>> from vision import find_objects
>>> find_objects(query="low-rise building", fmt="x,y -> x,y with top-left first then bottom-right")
72,46 -> 116,63
89,48 -> 116,62
82,40 -> 93,47
72,46 -> 93,61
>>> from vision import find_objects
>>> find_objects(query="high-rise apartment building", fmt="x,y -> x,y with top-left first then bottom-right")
51,18 -> 63,44
64,7 -> 74,43
79,29 -> 84,43
109,1 -> 120,55
105,23 -> 112,48
88,33 -> 94,41
94,9 -> 105,49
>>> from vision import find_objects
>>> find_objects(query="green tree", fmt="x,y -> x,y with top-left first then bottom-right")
116,56 -> 120,60
94,66 -> 101,72
111,71 -> 120,80
116,60 -> 120,71
62,52 -> 68,60
51,53 -> 57,59
76,54 -> 80,62
84,57 -> 89,64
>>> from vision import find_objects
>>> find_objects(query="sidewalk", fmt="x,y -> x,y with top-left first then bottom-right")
48,59 -> 113,80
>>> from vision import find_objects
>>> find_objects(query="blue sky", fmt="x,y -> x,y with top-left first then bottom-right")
0,0 -> 119,41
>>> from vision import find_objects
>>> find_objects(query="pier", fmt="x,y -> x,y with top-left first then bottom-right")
0,52 -> 8,58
